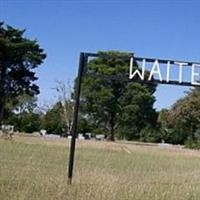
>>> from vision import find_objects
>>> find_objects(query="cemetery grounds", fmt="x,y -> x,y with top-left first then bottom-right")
1,134 -> 200,200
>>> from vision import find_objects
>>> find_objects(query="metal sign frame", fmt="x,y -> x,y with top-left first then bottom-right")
67,52 -> 200,184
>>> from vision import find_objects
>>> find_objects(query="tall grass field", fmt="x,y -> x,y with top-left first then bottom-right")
1,135 -> 200,200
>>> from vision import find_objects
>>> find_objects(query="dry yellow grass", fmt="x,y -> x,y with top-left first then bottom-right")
1,134 -> 200,200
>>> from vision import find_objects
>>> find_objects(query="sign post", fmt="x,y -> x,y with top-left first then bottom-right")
67,52 -> 85,184
67,52 -> 200,184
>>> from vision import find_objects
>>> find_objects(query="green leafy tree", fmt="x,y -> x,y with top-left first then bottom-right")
11,112 -> 41,133
80,51 -> 157,141
159,88 -> 200,145
22,112 -> 41,133
0,21 -> 46,124
41,102 -> 66,135
5,94 -> 41,133
77,116 -> 92,135
171,88 -> 200,143
119,83 -> 157,140
157,109 -> 177,143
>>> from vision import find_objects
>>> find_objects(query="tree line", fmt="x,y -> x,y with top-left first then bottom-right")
1,22 -> 200,148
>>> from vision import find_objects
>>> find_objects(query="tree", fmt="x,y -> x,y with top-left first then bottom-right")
53,80 -> 73,136
80,51 -> 157,141
5,93 -> 42,133
158,88 -> 200,145
9,111 -> 41,133
0,21 -> 46,125
119,82 -> 157,140
41,80 -> 74,136
41,102 -> 66,135
157,109 -> 176,143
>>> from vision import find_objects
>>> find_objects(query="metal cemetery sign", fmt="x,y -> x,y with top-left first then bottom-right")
130,56 -> 200,86
67,52 -> 200,184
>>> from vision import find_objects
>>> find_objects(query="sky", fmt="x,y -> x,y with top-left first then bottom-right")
1,0 -> 200,110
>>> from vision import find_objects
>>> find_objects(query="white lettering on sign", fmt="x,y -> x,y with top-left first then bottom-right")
148,60 -> 162,82
129,57 -> 145,80
191,64 -> 200,85
166,61 -> 171,83
129,57 -> 200,86
174,62 -> 188,83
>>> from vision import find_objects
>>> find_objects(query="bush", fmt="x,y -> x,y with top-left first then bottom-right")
185,129 -> 200,149
185,138 -> 200,149
139,127 -> 160,143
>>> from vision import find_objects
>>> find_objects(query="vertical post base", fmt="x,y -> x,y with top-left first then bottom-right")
67,177 -> 72,185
